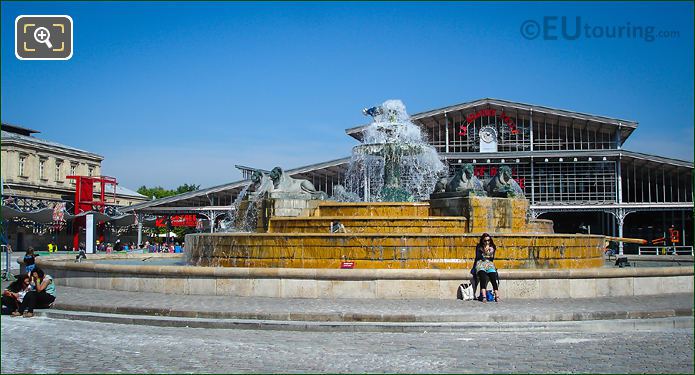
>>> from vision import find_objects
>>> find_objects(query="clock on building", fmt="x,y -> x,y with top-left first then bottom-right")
479,126 -> 498,152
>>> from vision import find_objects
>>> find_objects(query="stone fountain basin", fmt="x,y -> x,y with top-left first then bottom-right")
32,253 -> 693,299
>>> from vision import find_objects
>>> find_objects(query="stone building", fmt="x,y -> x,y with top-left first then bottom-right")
1,122 -> 147,250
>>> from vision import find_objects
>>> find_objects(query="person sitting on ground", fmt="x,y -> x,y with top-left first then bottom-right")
20,268 -> 56,318
23,247 -> 38,274
1,274 -> 32,316
75,243 -> 87,263
471,233 -> 500,302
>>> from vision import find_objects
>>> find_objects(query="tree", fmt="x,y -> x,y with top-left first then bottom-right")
137,183 -> 200,200
175,183 -> 200,195
136,184 -> 202,240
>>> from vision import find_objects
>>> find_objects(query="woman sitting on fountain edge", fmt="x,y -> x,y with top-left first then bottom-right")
470,233 -> 500,302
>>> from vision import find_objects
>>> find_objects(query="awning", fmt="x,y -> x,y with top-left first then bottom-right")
1,205 -> 142,227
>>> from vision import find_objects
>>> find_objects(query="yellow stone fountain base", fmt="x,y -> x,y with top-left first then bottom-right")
187,201 -> 605,269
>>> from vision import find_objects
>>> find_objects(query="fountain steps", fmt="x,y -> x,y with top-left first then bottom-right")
316,202 -> 430,217
268,216 -> 468,234
187,233 -> 606,269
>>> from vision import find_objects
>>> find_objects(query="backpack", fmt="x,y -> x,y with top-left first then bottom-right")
456,283 -> 474,301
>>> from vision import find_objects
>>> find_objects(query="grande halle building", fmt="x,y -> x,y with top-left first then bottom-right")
123,98 -> 694,251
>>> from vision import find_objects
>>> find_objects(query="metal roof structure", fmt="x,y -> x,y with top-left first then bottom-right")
443,149 -> 693,168
120,157 -> 351,213
345,98 -> 639,143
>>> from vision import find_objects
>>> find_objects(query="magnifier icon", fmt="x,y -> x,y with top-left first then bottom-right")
33,27 -> 53,49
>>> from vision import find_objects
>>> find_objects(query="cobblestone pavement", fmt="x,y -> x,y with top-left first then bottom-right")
42,285 -> 695,322
1,315 -> 693,373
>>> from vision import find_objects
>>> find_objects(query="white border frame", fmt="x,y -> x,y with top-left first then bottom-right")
15,14 -> 73,61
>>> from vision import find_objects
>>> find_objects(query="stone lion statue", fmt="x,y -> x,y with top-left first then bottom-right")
249,170 -> 274,195
433,170 -> 448,193
485,165 -> 525,198
445,164 -> 486,196
251,170 -> 264,185
269,166 -> 321,196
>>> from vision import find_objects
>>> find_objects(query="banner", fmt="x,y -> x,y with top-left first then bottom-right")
156,215 -> 198,227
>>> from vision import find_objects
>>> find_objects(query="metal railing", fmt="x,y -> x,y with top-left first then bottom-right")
637,246 -> 694,256
1,245 -> 15,281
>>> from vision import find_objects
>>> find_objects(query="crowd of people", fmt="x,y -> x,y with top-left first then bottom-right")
143,241 -> 184,253
19,239 -> 186,254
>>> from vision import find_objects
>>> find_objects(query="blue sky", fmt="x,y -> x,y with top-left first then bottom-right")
2,1 -> 693,189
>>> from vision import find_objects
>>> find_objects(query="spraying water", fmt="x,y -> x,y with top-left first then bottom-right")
220,174 -> 274,232
342,100 -> 446,202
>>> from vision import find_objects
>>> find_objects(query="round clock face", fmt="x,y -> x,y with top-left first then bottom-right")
480,127 -> 495,143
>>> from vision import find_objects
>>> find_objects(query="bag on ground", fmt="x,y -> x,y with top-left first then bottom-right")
486,290 -> 495,302
457,283 -> 474,300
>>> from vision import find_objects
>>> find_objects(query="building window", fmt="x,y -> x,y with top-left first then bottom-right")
70,164 -> 77,183
18,156 -> 26,177
88,167 -> 94,177
39,159 -> 46,180
55,161 -> 62,182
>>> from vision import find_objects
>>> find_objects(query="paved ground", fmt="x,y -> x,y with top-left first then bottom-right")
2,275 -> 693,372
44,285 -> 694,323
1,315 -> 693,373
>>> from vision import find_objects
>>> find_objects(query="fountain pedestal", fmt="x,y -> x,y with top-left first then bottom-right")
244,193 -> 321,232
266,192 -> 321,217
429,193 -> 529,233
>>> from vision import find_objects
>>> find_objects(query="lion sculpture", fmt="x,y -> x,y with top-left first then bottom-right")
433,164 -> 486,196
445,164 -> 486,196
485,165 -> 525,198
269,167 -> 325,198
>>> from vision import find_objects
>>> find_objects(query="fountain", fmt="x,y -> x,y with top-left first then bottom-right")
34,100 -> 693,299
343,100 -> 446,202
185,100 -> 605,270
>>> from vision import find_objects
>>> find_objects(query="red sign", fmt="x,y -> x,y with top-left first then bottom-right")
669,228 -> 680,244
340,261 -> 355,269
458,109 -> 519,137
156,215 -> 198,227
472,166 -> 525,190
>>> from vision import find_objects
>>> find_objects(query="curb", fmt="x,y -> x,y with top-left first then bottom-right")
51,302 -> 694,323
37,309 -> 694,333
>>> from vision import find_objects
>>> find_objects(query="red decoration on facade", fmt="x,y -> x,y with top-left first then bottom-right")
474,166 -> 487,177
156,215 -> 198,228
669,227 -> 680,244
458,109 -> 519,137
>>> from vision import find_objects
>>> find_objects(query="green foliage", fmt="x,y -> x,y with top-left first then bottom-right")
137,183 -> 200,200
136,184 -> 202,240
175,183 -> 200,195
